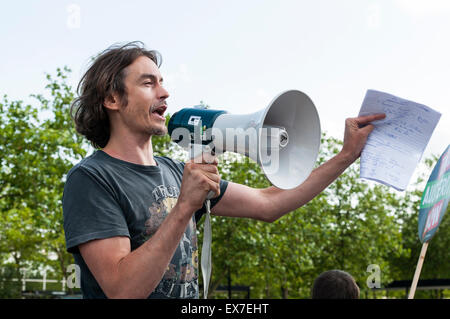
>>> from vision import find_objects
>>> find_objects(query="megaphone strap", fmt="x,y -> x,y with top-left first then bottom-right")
201,199 -> 212,299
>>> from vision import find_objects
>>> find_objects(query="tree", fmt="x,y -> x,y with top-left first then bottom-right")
1,69 -> 448,299
390,156 -> 450,298
0,67 -> 87,295
202,134 -> 429,298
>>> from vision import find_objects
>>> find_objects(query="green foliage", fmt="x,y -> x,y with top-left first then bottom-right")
390,158 -> 450,281
0,264 -> 22,298
198,135 -> 448,299
0,70 -> 447,299
0,67 -> 87,295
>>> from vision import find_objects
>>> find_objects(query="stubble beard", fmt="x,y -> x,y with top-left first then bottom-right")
150,125 -> 167,136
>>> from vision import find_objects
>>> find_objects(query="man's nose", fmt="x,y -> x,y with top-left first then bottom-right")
158,85 -> 169,100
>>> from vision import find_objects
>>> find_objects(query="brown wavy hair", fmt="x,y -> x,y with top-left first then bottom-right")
70,41 -> 162,148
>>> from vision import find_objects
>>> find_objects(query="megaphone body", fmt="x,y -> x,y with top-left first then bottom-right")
168,90 -> 321,299
168,90 -> 321,190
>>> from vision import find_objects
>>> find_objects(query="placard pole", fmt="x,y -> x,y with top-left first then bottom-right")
408,242 -> 429,299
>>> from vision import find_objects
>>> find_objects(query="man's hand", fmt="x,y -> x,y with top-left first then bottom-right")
340,113 -> 386,163
178,153 -> 221,212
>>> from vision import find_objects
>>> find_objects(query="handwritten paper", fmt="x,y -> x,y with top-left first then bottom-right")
358,90 -> 441,191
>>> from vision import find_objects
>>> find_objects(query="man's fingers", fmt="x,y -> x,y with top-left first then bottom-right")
187,163 -> 219,175
354,113 -> 386,126
207,179 -> 221,198
197,172 -> 220,198
359,123 -> 375,136
184,162 -> 220,184
202,171 -> 221,183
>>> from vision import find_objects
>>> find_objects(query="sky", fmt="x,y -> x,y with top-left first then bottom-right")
1,0 -> 449,182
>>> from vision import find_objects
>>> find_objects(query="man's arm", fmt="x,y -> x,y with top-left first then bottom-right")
79,199 -> 193,299
79,159 -> 221,299
212,114 -> 385,222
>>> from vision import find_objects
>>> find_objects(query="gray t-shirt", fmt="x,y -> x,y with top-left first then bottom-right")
62,150 -> 228,299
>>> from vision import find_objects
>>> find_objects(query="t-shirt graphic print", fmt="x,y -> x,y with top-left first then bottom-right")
140,186 -> 199,298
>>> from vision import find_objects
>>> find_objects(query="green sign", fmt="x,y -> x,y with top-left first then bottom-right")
418,145 -> 450,243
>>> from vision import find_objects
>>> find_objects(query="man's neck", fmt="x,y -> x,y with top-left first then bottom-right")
102,131 -> 156,166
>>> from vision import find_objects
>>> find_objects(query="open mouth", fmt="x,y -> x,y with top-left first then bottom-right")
151,104 -> 167,120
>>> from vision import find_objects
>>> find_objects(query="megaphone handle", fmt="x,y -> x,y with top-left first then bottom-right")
189,144 -> 216,200
190,143 -> 206,161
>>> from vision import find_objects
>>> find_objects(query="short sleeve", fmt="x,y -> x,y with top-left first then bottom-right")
63,167 -> 130,254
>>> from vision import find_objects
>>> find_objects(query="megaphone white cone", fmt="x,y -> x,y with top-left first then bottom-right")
212,90 -> 321,189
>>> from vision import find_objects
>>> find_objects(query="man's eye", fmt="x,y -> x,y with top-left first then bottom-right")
144,82 -> 153,85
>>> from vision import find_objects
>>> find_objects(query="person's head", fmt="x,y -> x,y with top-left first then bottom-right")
311,270 -> 360,299
71,41 -> 169,148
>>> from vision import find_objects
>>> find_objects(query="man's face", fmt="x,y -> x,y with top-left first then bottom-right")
117,55 -> 169,137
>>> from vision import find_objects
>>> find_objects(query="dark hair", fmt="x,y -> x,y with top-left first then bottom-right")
70,41 -> 162,148
312,270 -> 360,299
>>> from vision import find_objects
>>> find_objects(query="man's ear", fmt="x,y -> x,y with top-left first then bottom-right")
103,93 -> 120,111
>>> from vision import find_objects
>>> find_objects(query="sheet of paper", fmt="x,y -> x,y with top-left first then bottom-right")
358,89 -> 441,191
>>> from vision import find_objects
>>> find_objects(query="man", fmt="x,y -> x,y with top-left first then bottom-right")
312,270 -> 360,299
63,41 -> 385,299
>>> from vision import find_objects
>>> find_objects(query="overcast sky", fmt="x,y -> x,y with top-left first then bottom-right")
1,0 -> 449,179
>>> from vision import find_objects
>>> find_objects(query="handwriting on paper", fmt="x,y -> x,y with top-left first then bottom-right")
358,90 -> 441,191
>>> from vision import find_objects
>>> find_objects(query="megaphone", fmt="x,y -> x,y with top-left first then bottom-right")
168,89 -> 321,189
168,90 -> 321,299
